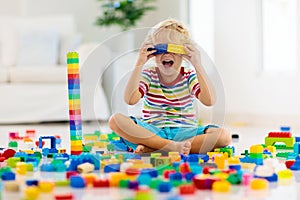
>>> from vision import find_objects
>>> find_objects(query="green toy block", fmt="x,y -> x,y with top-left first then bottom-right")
274,144 -> 293,150
149,178 -> 163,189
26,163 -> 34,172
0,167 -> 12,177
276,152 -> 289,158
227,173 -> 242,184
94,130 -> 101,137
265,137 -> 295,148
7,157 -> 21,168
250,153 -> 263,159
107,144 -> 115,151
82,145 -> 92,152
8,141 -> 18,148
154,157 -> 170,167
55,180 -> 70,187
156,164 -> 174,175
119,179 -> 130,188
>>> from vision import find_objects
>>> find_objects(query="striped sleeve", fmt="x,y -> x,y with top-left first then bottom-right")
139,69 -> 151,97
188,70 -> 201,97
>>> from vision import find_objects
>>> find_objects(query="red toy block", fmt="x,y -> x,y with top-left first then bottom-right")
268,132 -> 292,138
1,149 -> 16,159
125,168 -> 140,176
93,178 -> 110,188
66,171 -> 78,179
179,184 -> 196,195
285,160 -> 295,169
70,151 -> 82,155
163,170 -> 177,179
54,193 -> 74,200
193,176 -> 221,190
179,162 -> 191,174
202,166 -> 214,174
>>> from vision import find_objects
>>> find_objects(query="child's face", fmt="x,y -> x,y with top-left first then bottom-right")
155,52 -> 183,76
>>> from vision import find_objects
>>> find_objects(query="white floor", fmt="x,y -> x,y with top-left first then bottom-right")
0,122 -> 300,200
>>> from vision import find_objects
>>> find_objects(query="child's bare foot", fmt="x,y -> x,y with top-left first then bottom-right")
167,141 -> 191,155
134,145 -> 156,154
134,144 -> 145,153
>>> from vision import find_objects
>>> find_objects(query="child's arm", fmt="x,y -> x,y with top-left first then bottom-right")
124,43 -> 156,105
183,43 -> 216,106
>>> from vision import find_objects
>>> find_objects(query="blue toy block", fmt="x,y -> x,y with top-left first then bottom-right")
166,195 -> 184,200
140,168 -> 158,178
290,156 -> 300,171
109,141 -> 128,151
158,181 -> 173,193
70,175 -> 86,188
137,174 -> 152,185
40,163 -> 55,172
254,173 -> 278,182
294,142 -> 300,154
169,172 -> 182,181
103,164 -> 120,173
198,154 -> 209,162
148,44 -> 168,54
239,156 -> 263,165
296,137 -> 300,143
280,126 -> 291,132
68,153 -> 101,171
1,172 -> 15,181
185,172 -> 195,181
189,163 -> 202,174
26,180 -> 39,186
54,153 -> 70,162
229,164 -> 241,171
187,154 -> 199,163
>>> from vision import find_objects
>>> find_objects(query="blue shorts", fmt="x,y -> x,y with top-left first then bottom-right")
120,117 -> 219,151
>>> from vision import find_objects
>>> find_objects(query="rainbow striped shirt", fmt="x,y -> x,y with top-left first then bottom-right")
139,66 -> 201,128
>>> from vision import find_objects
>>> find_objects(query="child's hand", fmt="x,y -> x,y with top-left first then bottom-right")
183,43 -> 202,67
135,43 -> 156,67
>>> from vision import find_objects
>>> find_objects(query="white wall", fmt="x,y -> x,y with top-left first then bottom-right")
215,0 -> 300,127
0,0 -> 186,43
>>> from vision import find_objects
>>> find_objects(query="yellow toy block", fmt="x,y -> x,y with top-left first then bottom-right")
83,135 -> 98,141
214,154 -> 226,169
212,180 -> 231,193
24,186 -> 40,200
168,152 -> 180,157
38,181 -> 54,193
94,141 -> 108,148
70,145 -> 82,151
71,140 -> 82,146
130,163 -> 153,169
227,157 -> 240,165
109,172 -> 127,187
16,162 -> 27,175
67,63 -> 79,69
250,144 -> 264,153
126,159 -> 144,165
100,134 -> 108,140
167,44 -> 186,54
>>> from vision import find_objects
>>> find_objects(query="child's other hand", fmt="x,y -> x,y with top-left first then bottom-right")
135,43 -> 156,67
183,43 -> 202,67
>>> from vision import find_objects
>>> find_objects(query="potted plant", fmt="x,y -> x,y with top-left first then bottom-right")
95,0 -> 156,31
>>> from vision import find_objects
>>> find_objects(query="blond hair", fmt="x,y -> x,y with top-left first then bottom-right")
145,19 -> 191,45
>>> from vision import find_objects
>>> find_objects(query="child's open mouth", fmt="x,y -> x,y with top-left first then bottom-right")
162,60 -> 174,67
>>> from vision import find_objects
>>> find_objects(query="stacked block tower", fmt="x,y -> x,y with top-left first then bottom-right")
67,52 -> 82,155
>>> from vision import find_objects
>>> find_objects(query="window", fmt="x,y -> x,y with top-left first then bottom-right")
262,0 -> 298,71
189,0 -> 215,60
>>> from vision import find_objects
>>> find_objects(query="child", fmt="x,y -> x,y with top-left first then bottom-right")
109,19 -> 231,154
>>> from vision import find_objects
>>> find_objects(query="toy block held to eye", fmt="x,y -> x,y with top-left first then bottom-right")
147,44 -> 186,55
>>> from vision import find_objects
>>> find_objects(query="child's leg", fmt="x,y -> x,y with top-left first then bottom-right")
188,127 -> 231,154
109,113 -> 191,154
